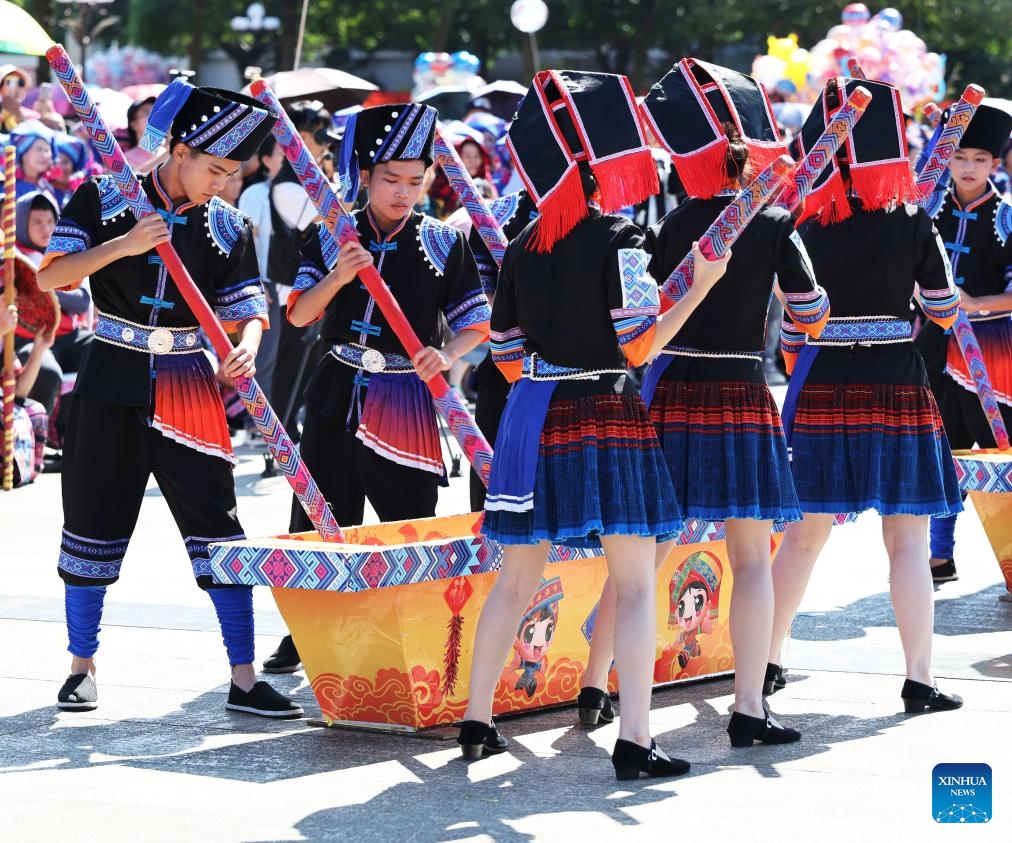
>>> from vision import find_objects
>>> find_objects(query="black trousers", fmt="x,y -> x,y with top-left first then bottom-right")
469,353 -> 511,511
58,394 -> 245,589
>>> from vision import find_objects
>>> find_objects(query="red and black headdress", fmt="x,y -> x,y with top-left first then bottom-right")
506,69 -> 658,252
794,77 -> 916,225
641,58 -> 787,199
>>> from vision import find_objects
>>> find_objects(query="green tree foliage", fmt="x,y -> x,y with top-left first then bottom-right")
94,0 -> 1012,96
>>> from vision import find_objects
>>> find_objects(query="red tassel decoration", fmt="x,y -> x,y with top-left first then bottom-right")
744,140 -> 789,186
799,167 -> 855,226
592,147 -> 661,214
671,137 -> 731,199
527,164 -> 588,253
850,160 -> 918,212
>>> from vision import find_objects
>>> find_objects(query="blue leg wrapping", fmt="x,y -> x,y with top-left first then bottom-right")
929,513 -> 958,560
207,586 -> 255,667
65,584 -> 107,658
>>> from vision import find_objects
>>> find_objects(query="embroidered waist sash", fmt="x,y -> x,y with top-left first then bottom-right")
808,317 -> 912,346
94,314 -> 232,462
330,342 -> 415,374
95,313 -> 202,355
521,353 -> 626,381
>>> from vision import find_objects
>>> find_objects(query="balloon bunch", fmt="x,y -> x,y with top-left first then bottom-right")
412,51 -> 483,97
808,4 -> 946,105
84,45 -> 181,90
753,5 -> 947,107
752,34 -> 813,100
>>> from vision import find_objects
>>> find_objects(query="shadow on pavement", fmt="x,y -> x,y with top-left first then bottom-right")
0,673 -> 909,807
276,685 -> 912,843
789,583 -> 1012,643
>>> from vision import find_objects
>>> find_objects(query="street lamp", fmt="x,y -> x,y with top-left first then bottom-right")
510,0 -> 548,82
227,3 -> 281,78
55,0 -> 119,81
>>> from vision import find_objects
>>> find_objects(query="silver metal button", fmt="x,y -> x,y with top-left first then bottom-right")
361,348 -> 386,373
147,328 -> 174,354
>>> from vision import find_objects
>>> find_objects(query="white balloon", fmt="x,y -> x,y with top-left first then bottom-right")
510,0 -> 549,34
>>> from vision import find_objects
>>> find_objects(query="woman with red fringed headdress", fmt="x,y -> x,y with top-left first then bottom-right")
769,76 -> 964,715
458,69 -> 730,780
582,59 -> 831,749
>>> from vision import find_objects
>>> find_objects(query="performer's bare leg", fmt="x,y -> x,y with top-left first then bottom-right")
723,519 -> 776,719
768,513 -> 834,666
882,514 -> 934,685
598,534 -> 660,746
70,656 -> 95,676
581,539 -> 675,692
463,541 -> 551,724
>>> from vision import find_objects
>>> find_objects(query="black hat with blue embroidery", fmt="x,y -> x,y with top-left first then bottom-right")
140,78 -> 278,162
336,103 -> 437,203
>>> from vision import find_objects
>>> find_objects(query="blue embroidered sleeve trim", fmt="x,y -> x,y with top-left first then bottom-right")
96,176 -> 131,224
995,199 -> 1012,246
490,327 -> 526,364
446,292 -> 491,333
214,279 -> 267,322
46,226 -> 91,257
215,296 -> 268,323
417,217 -> 459,275
206,197 -> 247,255
294,263 -> 324,292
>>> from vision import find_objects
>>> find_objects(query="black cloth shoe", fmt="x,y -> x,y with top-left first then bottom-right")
612,739 -> 690,780
577,686 -> 616,725
727,708 -> 801,747
57,673 -> 98,711
262,634 -> 301,673
763,662 -> 787,696
225,681 -> 304,718
930,558 -> 958,583
901,679 -> 963,713
457,719 -> 509,760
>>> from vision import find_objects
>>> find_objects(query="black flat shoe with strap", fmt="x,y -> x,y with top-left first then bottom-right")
457,719 -> 509,760
901,679 -> 963,713
763,662 -> 786,696
611,739 -> 690,780
727,707 -> 801,748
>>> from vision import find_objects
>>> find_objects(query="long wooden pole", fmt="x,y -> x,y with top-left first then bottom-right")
2,145 -> 17,490
47,44 -> 346,539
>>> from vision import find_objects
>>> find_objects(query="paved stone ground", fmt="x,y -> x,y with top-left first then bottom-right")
1,434 -> 1010,841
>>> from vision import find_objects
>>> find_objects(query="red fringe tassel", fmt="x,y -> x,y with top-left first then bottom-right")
798,167 -> 854,226
851,160 -> 918,213
671,138 -> 731,199
745,141 -> 789,184
592,147 -> 660,214
527,164 -> 588,253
